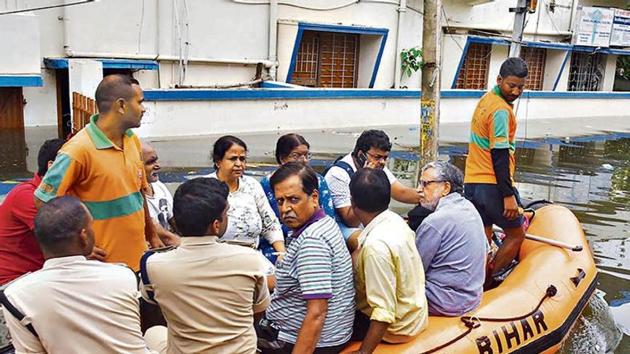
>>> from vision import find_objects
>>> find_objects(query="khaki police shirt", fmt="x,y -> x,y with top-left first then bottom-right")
3,256 -> 153,354
140,236 -> 270,354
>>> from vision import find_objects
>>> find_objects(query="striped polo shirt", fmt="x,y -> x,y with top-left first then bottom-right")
266,210 -> 355,347
464,86 -> 518,185
35,114 -> 148,271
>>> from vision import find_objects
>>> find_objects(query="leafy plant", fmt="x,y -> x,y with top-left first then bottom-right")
400,47 -> 424,78
616,56 -> 630,80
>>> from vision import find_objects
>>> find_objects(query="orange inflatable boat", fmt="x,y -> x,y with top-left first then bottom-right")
342,204 -> 597,354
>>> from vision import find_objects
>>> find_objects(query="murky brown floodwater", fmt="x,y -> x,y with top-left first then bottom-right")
1,126 -> 628,353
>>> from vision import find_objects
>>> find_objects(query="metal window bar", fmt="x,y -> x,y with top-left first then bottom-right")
568,52 -> 605,92
456,43 -> 491,90
521,47 -> 546,91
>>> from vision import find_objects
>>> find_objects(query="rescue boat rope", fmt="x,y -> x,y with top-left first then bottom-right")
420,285 -> 558,354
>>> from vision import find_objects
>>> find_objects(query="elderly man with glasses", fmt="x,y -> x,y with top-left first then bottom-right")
414,161 -> 487,316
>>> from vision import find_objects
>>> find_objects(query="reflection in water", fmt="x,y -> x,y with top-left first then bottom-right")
0,128 -> 27,180
1,127 -> 628,352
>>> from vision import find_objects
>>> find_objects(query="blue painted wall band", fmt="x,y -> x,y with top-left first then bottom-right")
0,75 -> 43,87
143,87 -> 630,101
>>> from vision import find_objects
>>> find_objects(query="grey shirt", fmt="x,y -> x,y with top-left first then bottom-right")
415,193 -> 486,316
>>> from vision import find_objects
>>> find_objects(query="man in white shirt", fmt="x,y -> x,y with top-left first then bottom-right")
1,196 -> 154,354
324,130 -> 422,246
142,143 -> 179,246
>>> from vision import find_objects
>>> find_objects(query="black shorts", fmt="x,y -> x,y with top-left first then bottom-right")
464,183 -> 524,229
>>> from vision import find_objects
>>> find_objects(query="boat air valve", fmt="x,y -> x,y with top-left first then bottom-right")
546,284 -> 558,297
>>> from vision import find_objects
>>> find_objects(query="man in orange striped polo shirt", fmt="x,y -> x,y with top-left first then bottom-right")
35,75 -> 162,271
464,58 -> 528,283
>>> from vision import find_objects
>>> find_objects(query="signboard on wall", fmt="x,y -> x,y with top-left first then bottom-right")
611,8 -> 630,47
573,6 -> 614,47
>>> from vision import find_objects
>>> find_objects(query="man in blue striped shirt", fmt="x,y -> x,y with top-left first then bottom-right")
261,162 -> 355,354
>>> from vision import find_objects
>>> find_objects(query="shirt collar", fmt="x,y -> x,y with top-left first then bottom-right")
86,114 -> 135,150
179,235 -> 220,247
32,173 -> 42,186
290,208 -> 326,239
43,255 -> 87,269
358,209 -> 394,245
492,85 -> 513,106
435,193 -> 462,211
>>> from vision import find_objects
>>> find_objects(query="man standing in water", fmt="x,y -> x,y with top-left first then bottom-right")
35,75 -> 161,271
464,57 -> 528,283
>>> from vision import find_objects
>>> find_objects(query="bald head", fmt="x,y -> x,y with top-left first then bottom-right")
95,74 -> 136,113
142,142 -> 161,183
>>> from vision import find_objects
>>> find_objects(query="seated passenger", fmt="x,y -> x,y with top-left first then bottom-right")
206,135 -> 285,256
259,133 -> 335,261
260,163 -> 355,354
415,161 -> 486,316
324,130 -> 421,245
141,143 -> 180,246
0,138 -> 64,285
1,196 -> 153,354
140,178 -> 270,353
350,168 -> 428,354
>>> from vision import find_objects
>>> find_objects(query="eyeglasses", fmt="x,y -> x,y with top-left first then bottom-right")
287,152 -> 312,161
419,180 -> 444,188
366,151 -> 389,162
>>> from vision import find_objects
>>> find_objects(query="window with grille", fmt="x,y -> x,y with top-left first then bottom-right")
520,47 -> 546,91
455,43 -> 491,89
291,31 -> 359,88
568,52 -> 605,91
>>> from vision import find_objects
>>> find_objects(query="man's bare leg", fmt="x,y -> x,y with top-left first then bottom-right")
491,226 -> 525,275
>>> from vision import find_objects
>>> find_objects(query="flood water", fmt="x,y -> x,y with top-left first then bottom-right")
1,126 -> 628,352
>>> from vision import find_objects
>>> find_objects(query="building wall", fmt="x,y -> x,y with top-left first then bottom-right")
443,0 -> 573,35
0,14 -> 40,74
603,54 -> 619,90
22,70 -> 58,127
543,49 -> 570,91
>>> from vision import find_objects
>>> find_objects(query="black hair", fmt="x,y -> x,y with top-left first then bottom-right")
270,162 -> 318,195
350,168 -> 390,213
275,133 -> 310,164
173,178 -> 229,236
37,138 -> 65,177
352,130 -> 392,157
34,196 -> 89,254
212,135 -> 248,167
95,74 -> 136,112
499,57 -> 528,79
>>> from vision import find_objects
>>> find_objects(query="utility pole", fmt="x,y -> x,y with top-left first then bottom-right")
509,0 -> 530,57
420,0 -> 441,165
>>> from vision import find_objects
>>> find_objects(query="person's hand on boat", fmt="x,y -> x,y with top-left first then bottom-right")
503,195 -> 520,220
148,234 -> 165,249
87,246 -> 107,262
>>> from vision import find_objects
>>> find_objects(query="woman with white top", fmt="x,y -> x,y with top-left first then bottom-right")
207,135 -> 285,258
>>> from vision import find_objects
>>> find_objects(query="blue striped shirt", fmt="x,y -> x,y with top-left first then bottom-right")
266,214 -> 355,347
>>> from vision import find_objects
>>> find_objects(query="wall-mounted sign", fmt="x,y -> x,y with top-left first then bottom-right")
573,6 -> 614,47
611,8 -> 630,47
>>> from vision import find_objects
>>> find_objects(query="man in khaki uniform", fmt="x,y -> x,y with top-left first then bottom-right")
141,178 -> 270,354
1,196 -> 153,354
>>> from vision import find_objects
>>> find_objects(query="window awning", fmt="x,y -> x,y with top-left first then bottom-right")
44,58 -> 159,70
467,35 -> 630,55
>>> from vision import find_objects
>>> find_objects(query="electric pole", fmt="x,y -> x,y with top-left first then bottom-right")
420,0 -> 441,165
509,0 -> 530,57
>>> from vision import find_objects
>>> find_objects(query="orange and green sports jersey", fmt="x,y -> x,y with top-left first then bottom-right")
35,114 -> 148,271
464,86 -> 517,185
